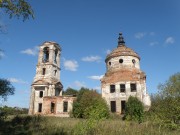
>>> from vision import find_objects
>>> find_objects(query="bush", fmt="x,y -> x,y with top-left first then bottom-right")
124,96 -> 144,123
72,88 -> 109,119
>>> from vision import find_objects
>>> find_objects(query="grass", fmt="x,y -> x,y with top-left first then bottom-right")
0,115 -> 179,135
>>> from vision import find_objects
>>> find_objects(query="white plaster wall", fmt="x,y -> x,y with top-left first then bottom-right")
106,56 -> 140,71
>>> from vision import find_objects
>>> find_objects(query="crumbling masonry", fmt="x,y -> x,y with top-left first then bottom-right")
101,33 -> 151,114
28,41 -> 75,117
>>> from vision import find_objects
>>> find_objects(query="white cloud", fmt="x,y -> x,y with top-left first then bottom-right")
82,56 -> 101,62
134,32 -> 146,39
93,86 -> 101,90
149,32 -> 155,36
20,46 -> 39,56
149,41 -> 159,46
88,75 -> 104,80
106,49 -> 111,55
64,60 -> 78,71
165,37 -> 175,44
0,51 -> 5,58
74,81 -> 86,88
8,78 -> 28,84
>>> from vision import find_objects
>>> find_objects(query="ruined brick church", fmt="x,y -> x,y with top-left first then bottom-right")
28,41 -> 75,117
101,33 -> 151,114
29,33 -> 151,116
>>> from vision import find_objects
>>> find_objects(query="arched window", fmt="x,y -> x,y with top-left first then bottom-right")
39,91 -> 43,98
43,47 -> 49,62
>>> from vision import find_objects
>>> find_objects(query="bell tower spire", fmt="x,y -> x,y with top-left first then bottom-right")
118,32 -> 125,47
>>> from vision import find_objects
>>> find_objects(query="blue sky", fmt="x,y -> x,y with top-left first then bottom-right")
0,0 -> 180,108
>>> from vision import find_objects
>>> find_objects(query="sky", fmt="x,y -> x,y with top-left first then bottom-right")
0,0 -> 180,108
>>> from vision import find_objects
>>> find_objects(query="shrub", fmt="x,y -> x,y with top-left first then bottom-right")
72,88 -> 109,119
124,96 -> 144,123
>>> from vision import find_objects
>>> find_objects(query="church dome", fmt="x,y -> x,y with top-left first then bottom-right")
105,33 -> 140,63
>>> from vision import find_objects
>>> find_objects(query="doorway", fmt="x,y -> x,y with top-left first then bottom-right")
110,101 -> 116,112
121,101 -> 126,114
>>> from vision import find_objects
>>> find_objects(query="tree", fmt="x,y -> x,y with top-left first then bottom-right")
63,87 -> 78,96
0,78 -> 15,101
0,0 -> 34,21
72,88 -> 109,119
124,96 -> 144,123
0,0 -> 34,33
150,72 -> 180,129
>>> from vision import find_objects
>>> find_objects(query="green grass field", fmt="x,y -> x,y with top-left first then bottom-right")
0,115 -> 179,135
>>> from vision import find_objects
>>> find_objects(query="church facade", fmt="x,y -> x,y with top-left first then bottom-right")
28,41 -> 75,117
101,33 -> 151,114
29,33 -> 151,117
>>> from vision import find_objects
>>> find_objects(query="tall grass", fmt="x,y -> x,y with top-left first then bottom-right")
0,115 -> 179,135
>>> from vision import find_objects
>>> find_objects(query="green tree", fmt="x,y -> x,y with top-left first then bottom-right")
72,88 -> 109,119
0,0 -> 34,21
0,78 -> 15,101
124,96 -> 144,123
150,72 -> 180,129
63,87 -> 78,96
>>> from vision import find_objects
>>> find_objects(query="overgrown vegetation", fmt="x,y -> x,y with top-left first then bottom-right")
63,87 -> 78,96
72,87 -> 109,119
123,96 -> 144,123
0,115 -> 179,135
148,72 -> 180,130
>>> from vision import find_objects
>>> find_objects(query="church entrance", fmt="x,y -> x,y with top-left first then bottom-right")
121,101 -> 126,114
110,101 -> 116,112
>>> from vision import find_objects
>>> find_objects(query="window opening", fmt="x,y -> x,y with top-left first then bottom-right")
43,47 -> 49,62
51,102 -> 55,113
132,59 -> 136,64
54,70 -> 57,76
119,59 -> 123,63
110,85 -> 115,93
121,101 -> 126,114
131,83 -> 137,92
120,84 -> 126,92
110,101 -> 116,112
63,101 -> 68,112
39,91 -> 43,98
54,49 -> 58,63
55,88 -> 60,96
42,68 -> 46,75
38,103 -> 42,112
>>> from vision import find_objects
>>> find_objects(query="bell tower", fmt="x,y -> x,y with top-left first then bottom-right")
29,41 -> 63,115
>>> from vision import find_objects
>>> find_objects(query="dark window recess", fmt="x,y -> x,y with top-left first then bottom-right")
131,83 -> 137,92
54,70 -> 57,76
54,49 -> 58,63
42,68 -> 46,75
110,101 -> 116,112
55,89 -> 60,96
51,102 -> 55,113
119,59 -> 123,63
38,103 -> 42,112
43,47 -> 49,62
39,91 -> 43,98
110,85 -> 115,93
132,59 -> 136,64
63,101 -> 68,112
121,101 -> 126,114
109,62 -> 111,66
120,84 -> 126,92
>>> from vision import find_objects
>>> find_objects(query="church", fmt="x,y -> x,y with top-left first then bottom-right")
29,33 -> 151,116
101,33 -> 151,114
28,41 -> 76,117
